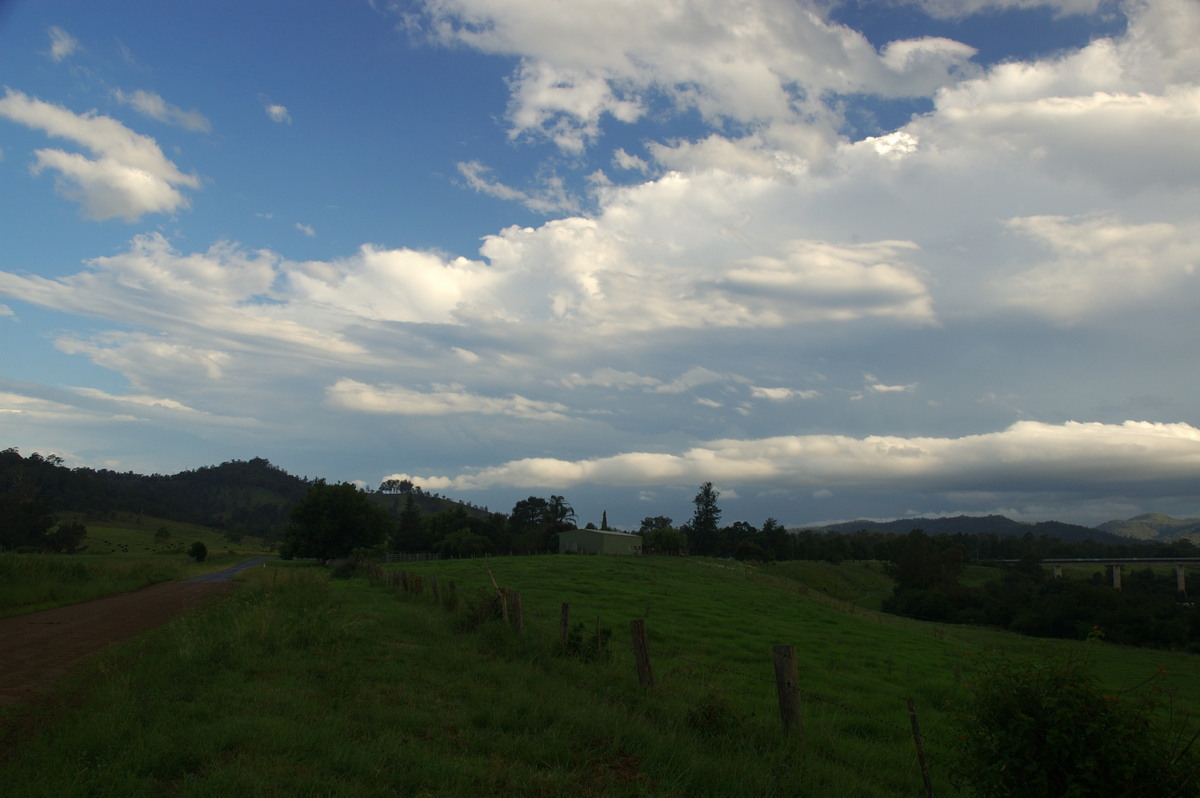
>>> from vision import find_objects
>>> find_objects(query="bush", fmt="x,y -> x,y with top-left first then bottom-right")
953,656 -> 1199,797
46,520 -> 87,553
329,559 -> 356,579
560,620 -> 612,661
454,586 -> 505,632
188,541 -> 208,563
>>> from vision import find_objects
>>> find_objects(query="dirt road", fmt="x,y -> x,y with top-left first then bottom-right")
0,558 -> 267,706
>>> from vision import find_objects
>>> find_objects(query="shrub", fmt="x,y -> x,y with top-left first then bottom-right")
188,541 -> 208,563
686,690 -> 745,737
560,620 -> 612,661
953,656 -> 1199,797
46,520 -> 87,553
454,586 -> 505,632
329,559 -> 356,579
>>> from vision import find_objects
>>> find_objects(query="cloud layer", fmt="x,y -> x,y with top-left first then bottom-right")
1,1 -> 1199,525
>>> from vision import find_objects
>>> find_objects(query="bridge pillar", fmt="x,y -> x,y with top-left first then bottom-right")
1178,565 -> 1187,594
1052,565 -> 1063,579
1112,564 -> 1122,590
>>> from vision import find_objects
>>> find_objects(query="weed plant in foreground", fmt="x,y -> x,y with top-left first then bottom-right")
952,656 -> 1199,797
1,556 -> 1197,796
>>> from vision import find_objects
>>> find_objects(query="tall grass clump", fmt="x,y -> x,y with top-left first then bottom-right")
174,567 -> 350,665
0,553 -> 181,617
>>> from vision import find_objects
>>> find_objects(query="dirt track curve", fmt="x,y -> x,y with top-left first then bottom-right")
0,558 -> 267,706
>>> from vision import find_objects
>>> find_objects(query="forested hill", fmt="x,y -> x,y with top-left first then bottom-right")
1096,513 -> 1200,541
0,448 -> 471,541
813,514 -> 1130,545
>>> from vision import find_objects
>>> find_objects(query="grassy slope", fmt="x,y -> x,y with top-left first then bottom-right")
60,511 -> 273,557
1,556 -> 1196,797
0,515 -> 274,618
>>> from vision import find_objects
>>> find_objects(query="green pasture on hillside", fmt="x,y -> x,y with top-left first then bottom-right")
0,515 -> 273,617
1,555 -> 1196,797
57,511 -> 273,557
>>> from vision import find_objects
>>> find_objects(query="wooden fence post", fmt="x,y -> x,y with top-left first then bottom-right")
498,589 -> 510,625
772,645 -> 803,735
560,603 -> 570,652
907,698 -> 934,798
430,575 -> 441,606
631,619 -> 654,687
511,591 -> 524,632
445,580 -> 457,611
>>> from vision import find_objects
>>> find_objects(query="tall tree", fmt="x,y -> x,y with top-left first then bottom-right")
283,480 -> 394,560
0,455 -> 58,551
761,517 -> 790,560
548,495 -> 576,527
392,493 -> 425,551
510,496 -> 550,532
686,482 -> 722,556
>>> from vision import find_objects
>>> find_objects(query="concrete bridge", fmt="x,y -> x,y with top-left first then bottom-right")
996,557 -> 1200,591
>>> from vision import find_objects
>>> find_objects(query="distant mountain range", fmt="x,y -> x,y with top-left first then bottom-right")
1095,513 -> 1200,542
812,513 -> 1200,544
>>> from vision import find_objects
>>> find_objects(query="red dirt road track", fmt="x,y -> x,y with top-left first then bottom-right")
0,559 -> 267,706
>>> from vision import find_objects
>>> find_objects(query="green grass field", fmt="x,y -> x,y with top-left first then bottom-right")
1,555 -> 1196,796
60,510 -> 273,558
0,515 -> 274,618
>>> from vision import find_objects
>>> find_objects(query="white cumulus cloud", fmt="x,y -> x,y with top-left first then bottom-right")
406,0 -> 980,152
0,89 -> 200,221
265,103 -> 292,124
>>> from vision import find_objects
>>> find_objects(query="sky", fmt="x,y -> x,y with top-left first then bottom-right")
2,0 -> 1199,531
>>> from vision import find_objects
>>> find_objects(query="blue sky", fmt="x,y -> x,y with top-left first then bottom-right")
2,0 -> 1199,530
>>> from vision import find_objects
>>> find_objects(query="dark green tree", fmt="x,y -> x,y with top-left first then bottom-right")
761,517 -> 791,560
547,495 -> 576,527
642,525 -> 685,555
639,515 -> 673,533
188,540 -> 208,562
46,520 -> 87,553
283,480 -> 394,560
886,529 -> 963,591
684,481 -> 722,555
0,462 -> 57,550
510,496 -> 550,533
509,495 -> 575,553
437,529 -> 493,558
391,493 -> 425,551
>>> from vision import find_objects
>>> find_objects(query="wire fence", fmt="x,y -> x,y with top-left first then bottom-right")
359,559 -> 983,796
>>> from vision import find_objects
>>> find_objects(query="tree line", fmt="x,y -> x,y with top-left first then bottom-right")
883,528 -> 1200,651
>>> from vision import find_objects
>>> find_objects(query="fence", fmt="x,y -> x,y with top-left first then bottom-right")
384,551 -> 440,563
358,559 -> 967,797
